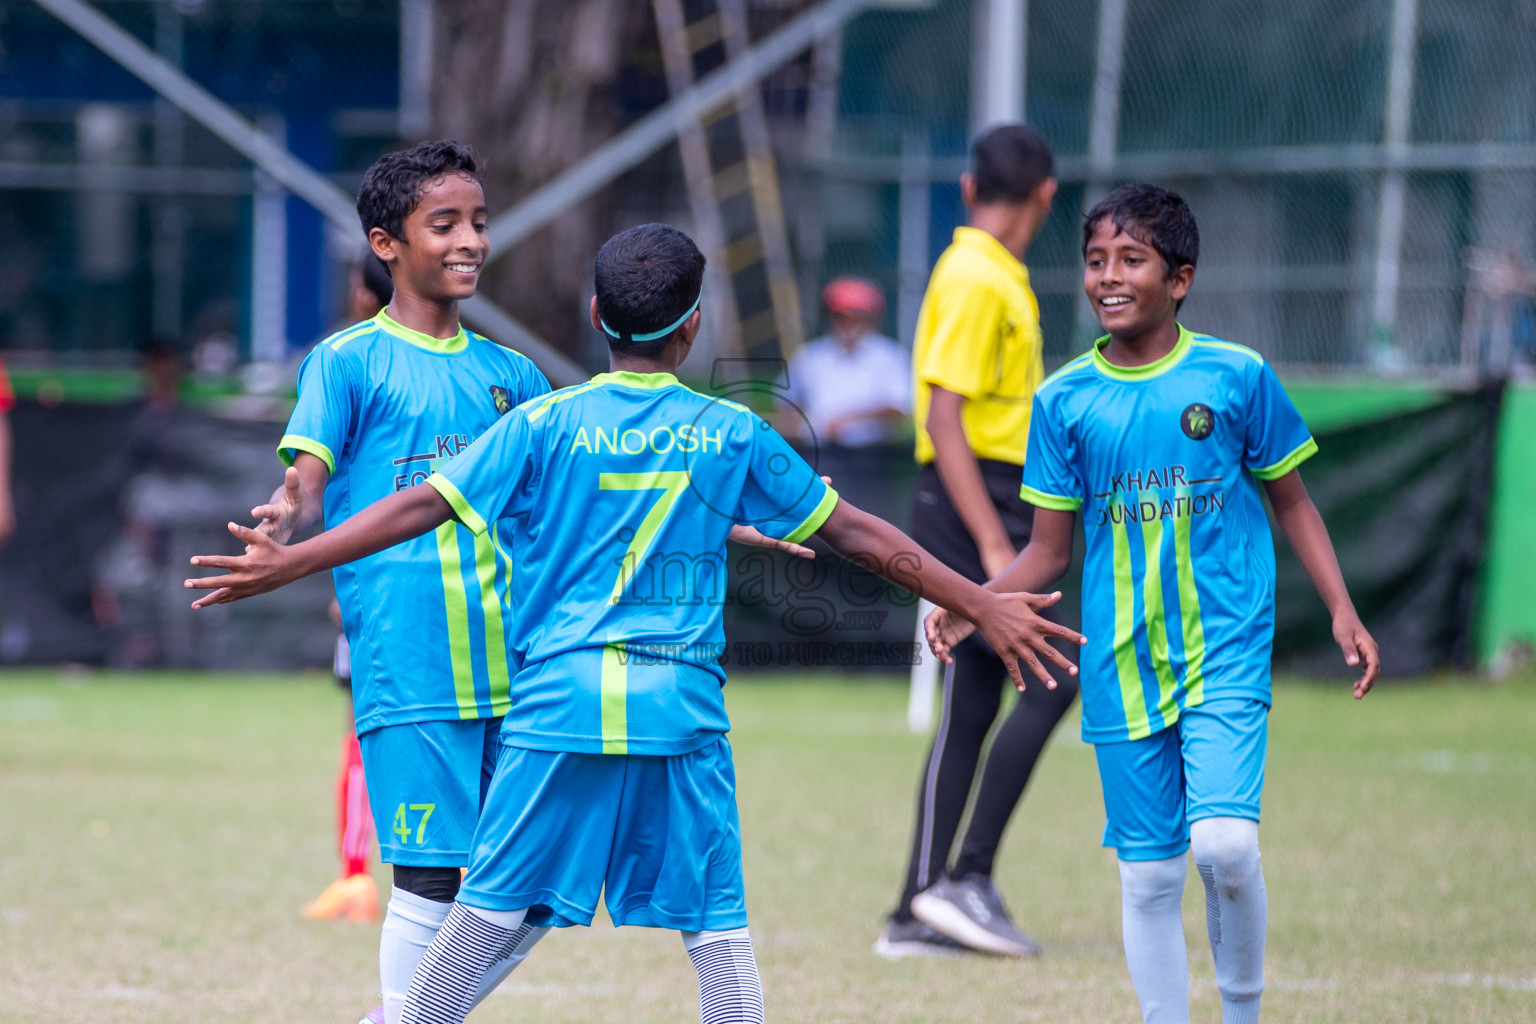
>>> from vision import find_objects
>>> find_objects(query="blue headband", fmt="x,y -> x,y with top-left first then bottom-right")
600,291 -> 702,343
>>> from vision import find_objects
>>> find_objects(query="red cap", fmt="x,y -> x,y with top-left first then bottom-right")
822,277 -> 884,318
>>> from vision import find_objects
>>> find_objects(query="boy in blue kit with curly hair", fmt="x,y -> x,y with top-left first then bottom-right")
185,222 -> 1083,1024
928,184 -> 1380,1024
245,140 -> 553,1024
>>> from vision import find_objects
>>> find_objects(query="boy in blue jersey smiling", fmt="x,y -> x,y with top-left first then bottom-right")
185,223 -> 1084,1024
244,140 -> 553,1024
927,184 -> 1380,1024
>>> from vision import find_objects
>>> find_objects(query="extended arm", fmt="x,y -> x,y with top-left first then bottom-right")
983,508 -> 1077,594
928,386 -> 1015,577
925,507 -> 1077,660
185,483 -> 454,608
814,498 -> 1082,689
1263,470 -> 1379,698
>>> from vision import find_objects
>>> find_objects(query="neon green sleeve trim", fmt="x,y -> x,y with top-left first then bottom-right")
782,486 -> 840,544
426,473 -> 489,535
1251,437 -> 1318,481
277,434 -> 335,474
1019,483 -> 1082,511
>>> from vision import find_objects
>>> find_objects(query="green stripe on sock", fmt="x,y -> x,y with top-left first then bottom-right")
1174,495 -> 1208,708
435,522 -> 477,719
1112,512 -> 1152,740
473,532 -> 512,717
601,643 -> 628,755
1138,498 -> 1180,730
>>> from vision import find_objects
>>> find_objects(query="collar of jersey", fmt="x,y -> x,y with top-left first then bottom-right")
953,226 -> 1025,278
373,309 -> 469,354
591,370 -> 680,390
1091,323 -> 1194,381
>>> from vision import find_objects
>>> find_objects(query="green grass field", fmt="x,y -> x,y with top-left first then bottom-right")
1,669 -> 1533,1023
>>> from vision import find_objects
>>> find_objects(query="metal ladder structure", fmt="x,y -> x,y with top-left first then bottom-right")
653,0 -> 806,364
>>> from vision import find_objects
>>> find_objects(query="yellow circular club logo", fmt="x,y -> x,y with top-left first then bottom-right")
1182,403 -> 1214,440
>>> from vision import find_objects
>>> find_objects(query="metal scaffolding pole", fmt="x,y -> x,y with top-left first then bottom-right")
897,130 -> 931,349
1074,0 -> 1128,348
1370,0 -> 1419,366
250,115 -> 289,365
971,0 -> 1026,133
150,0 -> 185,342
31,0 -> 584,386
398,0 -> 434,141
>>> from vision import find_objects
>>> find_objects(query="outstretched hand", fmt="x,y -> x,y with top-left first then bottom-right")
184,522 -> 304,609
1333,608 -> 1380,699
252,465 -> 305,543
969,590 -> 1084,691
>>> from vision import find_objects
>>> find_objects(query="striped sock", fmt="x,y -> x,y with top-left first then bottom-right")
469,922 -> 547,1009
683,928 -> 765,1024
398,903 -> 526,1024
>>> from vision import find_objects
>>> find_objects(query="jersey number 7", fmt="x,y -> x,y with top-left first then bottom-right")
600,471 -> 691,606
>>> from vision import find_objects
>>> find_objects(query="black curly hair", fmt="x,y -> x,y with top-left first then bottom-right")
355,139 -> 482,243
1082,183 -> 1199,277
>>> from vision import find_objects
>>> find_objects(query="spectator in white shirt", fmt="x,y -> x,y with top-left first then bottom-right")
785,277 -> 912,447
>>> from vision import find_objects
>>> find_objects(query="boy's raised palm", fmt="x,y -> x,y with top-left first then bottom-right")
251,465 -> 305,544
964,591 -> 1083,691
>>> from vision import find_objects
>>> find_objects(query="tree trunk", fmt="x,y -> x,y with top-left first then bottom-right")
431,0 -> 654,360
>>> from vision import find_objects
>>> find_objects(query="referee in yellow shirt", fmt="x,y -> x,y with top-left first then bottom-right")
877,124 -> 1079,959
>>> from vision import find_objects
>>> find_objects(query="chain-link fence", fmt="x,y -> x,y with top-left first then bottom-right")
4,0 -> 1534,375
798,0 -> 1536,372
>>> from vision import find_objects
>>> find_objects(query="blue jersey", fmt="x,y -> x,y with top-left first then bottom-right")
280,310 -> 551,735
428,370 -> 838,756
1019,325 -> 1315,744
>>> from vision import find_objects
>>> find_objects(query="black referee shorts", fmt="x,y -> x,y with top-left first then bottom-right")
908,459 -> 1034,585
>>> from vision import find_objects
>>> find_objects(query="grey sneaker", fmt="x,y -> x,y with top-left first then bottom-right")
910,874 -> 1042,957
872,917 -> 974,959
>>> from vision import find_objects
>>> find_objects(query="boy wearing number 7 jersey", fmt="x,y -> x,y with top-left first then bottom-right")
185,223 -> 1082,1024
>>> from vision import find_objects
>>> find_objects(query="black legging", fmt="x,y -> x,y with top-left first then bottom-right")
893,630 -> 1079,921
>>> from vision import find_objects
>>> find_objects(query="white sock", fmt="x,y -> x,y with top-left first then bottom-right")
381,888 -> 452,1024
399,903 -> 529,1024
1119,855 -> 1191,1024
682,927 -> 764,1024
1191,817 -> 1266,1024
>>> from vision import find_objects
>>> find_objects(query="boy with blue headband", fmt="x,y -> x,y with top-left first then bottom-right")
185,223 -> 1082,1024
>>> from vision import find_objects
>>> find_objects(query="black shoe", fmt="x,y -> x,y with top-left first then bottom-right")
872,917 -> 974,959
910,875 -> 1042,957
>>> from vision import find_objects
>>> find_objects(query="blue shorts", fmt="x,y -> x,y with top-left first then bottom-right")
1094,698 -> 1268,861
359,718 -> 502,867
459,737 -> 747,933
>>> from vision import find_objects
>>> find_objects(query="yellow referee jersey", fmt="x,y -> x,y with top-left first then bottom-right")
912,226 -> 1044,466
